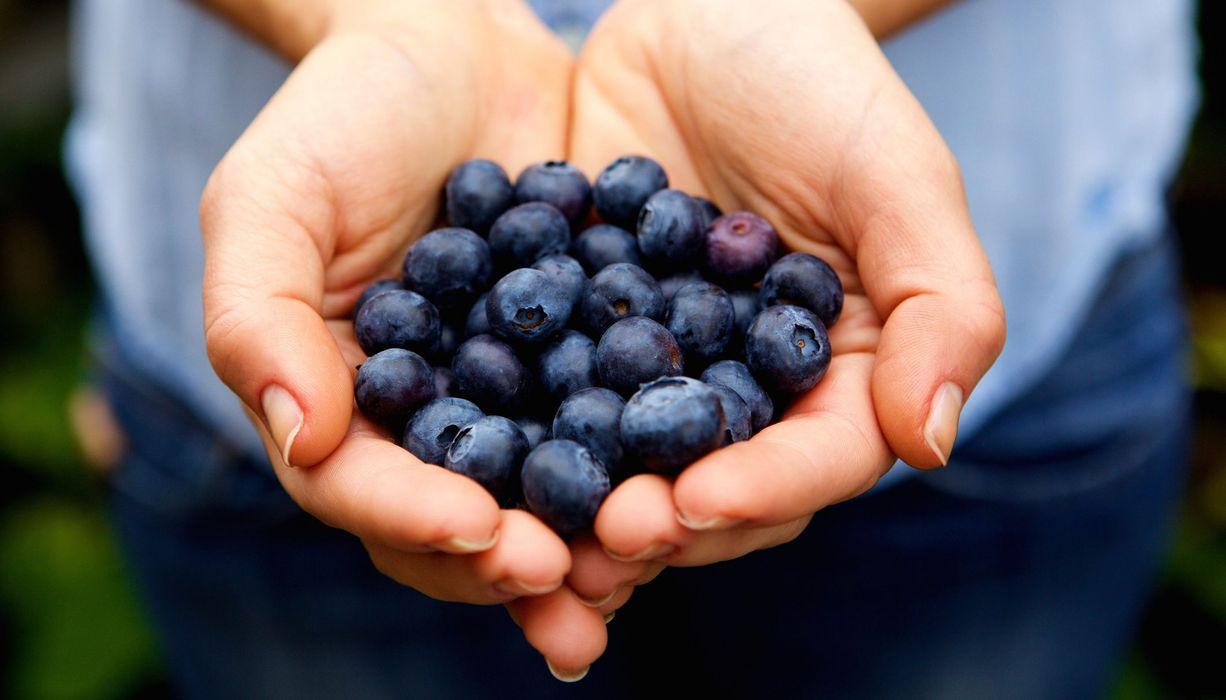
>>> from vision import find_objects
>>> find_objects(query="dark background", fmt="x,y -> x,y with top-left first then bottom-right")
1,2 -> 1224,698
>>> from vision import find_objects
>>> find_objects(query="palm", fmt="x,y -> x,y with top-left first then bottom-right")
210,34 -> 572,326
201,5 -> 617,661
563,0 -> 1002,581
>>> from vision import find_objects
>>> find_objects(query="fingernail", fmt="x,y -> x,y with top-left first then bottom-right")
923,381 -> 963,466
494,579 -> 559,597
437,530 -> 500,554
546,660 -> 589,683
261,385 -> 303,468
603,611 -> 616,624
579,586 -> 621,608
604,543 -> 676,563
676,512 -> 742,531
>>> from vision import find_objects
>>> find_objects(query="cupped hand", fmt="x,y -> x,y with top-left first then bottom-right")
564,0 -> 1005,604
200,0 -> 604,676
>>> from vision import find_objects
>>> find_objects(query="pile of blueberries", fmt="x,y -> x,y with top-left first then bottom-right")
352,156 -> 842,535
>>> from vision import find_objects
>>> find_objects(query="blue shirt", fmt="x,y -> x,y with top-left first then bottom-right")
66,0 -> 1199,468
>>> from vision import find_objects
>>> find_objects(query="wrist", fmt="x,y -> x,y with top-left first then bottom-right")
845,0 -> 957,38
196,0 -> 494,63
194,0 -> 337,61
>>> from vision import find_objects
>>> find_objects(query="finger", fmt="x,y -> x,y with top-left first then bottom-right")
247,406 -> 504,554
325,320 -> 365,374
365,510 -> 570,604
669,353 -> 892,530
566,535 -> 663,607
827,60 -> 1005,469
596,473 -> 814,566
598,585 -> 635,620
506,588 -> 608,682
200,38 -> 457,469
569,28 -> 711,199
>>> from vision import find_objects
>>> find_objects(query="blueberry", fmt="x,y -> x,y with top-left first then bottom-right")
728,289 -> 761,340
759,253 -> 844,328
514,415 -> 551,451
465,293 -> 491,338
445,160 -> 515,233
532,254 -> 587,310
402,397 -> 484,466
580,263 -> 665,334
695,197 -> 723,229
710,383 -> 751,446
537,330 -> 600,403
354,349 -> 435,429
354,289 -> 440,356
403,228 -> 493,313
700,360 -> 774,433
572,224 -> 641,273
445,416 -> 529,500
637,189 -> 705,268
620,377 -> 725,475
488,203 -> 571,270
515,161 -> 592,226
596,316 -> 684,396
665,281 -> 735,365
428,322 -> 462,364
354,278 -> 401,317
745,305 -> 832,394
485,268 -> 575,345
657,269 -> 704,303
522,439 -> 610,534
705,212 -> 779,284
433,366 -> 455,398
552,387 -> 627,480
593,155 -> 669,229
451,334 -> 533,413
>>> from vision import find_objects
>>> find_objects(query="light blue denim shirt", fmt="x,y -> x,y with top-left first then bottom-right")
66,0 -> 1199,471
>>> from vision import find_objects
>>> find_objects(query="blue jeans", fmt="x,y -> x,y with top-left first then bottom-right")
99,233 -> 1190,699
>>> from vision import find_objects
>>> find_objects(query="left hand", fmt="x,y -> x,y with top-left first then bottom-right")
563,0 -> 1005,611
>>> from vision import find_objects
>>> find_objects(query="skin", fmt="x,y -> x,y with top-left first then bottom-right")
198,0 -> 1002,681
198,0 -> 608,676
562,0 -> 1003,675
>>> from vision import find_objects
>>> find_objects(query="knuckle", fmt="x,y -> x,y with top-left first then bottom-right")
365,543 -> 399,580
202,299 -> 254,384
967,285 -> 1007,361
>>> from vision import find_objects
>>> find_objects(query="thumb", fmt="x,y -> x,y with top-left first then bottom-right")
869,268 -> 1006,469
846,108 -> 1006,469
199,34 -> 473,469
201,144 -> 352,469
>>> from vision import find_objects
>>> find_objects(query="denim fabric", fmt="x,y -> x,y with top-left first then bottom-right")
99,233 -> 1190,699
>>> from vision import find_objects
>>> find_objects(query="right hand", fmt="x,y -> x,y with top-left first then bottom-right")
560,0 -> 1004,652
201,0 -> 607,676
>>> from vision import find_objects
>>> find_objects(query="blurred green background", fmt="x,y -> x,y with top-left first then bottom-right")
1,1 -> 1224,698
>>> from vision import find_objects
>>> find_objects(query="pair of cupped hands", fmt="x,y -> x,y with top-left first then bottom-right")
200,0 -> 1004,681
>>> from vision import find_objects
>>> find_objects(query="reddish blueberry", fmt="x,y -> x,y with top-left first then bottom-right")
705,212 -> 779,284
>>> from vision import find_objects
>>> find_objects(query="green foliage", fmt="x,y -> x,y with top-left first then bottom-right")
0,301 -> 89,488
1110,655 -> 1170,700
1192,293 -> 1226,392
0,297 -> 162,698
0,499 -> 160,700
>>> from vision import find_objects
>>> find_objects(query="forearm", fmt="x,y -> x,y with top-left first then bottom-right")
847,0 -> 957,38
